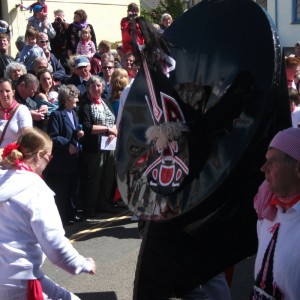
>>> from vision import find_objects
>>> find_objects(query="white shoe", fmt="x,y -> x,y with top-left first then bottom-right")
130,214 -> 139,222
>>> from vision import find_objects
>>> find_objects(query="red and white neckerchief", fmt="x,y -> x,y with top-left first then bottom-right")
271,194 -> 300,210
91,98 -> 102,105
0,99 -> 18,120
15,160 -> 35,173
82,38 -> 89,45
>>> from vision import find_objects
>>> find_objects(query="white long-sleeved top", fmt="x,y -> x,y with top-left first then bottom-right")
0,104 -> 32,148
253,201 -> 300,300
0,169 -> 92,282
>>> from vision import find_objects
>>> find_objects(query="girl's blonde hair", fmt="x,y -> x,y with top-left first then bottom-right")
110,68 -> 129,102
2,128 -> 52,168
80,27 -> 91,40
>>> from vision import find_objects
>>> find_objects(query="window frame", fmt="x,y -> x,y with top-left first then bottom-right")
292,0 -> 300,23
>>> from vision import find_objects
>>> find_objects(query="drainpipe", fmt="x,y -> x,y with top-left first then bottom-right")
274,0 -> 278,29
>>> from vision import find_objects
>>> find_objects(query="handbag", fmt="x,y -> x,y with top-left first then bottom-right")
0,103 -> 20,147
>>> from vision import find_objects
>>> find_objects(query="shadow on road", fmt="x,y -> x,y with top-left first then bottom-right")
76,291 -> 118,300
77,225 -> 140,241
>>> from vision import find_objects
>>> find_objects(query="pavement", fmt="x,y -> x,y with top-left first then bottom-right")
42,212 -> 255,300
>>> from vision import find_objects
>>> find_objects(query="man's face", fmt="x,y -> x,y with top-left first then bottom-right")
261,148 -> 300,197
36,61 -> 48,73
75,64 -> 91,79
37,35 -> 49,50
22,82 -> 38,98
0,38 -> 9,54
101,62 -> 114,81
33,61 -> 48,78
54,13 -> 64,22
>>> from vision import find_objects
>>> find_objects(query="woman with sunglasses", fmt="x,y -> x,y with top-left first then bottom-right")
0,128 -> 96,299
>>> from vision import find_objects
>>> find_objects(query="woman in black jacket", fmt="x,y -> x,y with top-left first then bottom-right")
78,75 -> 124,217
44,84 -> 84,225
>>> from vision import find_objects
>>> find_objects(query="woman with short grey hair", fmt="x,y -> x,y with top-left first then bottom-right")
160,13 -> 173,32
4,62 -> 27,86
78,75 -> 123,217
57,83 -> 80,107
44,84 -> 84,225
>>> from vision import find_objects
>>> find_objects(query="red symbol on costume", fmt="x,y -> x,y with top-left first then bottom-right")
143,89 -> 189,190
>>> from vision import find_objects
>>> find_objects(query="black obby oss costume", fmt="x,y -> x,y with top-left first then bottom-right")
116,0 -> 290,299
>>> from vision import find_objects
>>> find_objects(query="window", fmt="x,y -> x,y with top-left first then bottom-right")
293,0 -> 300,23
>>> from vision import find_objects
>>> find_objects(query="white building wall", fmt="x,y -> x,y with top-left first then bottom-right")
2,0 -> 139,57
267,0 -> 300,47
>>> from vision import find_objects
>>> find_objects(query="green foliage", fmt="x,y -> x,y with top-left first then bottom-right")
141,0 -> 184,24
111,41 -> 122,49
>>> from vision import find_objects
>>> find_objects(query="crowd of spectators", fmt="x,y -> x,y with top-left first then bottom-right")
0,2 -> 173,225
2,1 -> 300,299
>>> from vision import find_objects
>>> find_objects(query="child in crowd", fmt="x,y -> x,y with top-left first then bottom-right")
76,27 -> 96,59
18,27 -> 46,71
26,4 -> 56,39
20,0 -> 48,14
90,40 -> 111,75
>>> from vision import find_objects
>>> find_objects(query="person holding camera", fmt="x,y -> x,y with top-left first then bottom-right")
120,3 -> 139,55
50,10 -> 69,64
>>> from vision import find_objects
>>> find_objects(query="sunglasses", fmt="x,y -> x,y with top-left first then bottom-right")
102,66 -> 114,70
39,40 -> 49,43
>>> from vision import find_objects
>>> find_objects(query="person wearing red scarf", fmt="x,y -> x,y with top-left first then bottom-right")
78,75 -> 126,217
66,9 -> 97,57
0,128 -> 96,299
253,128 -> 300,299
0,78 -> 32,150
75,27 -> 96,59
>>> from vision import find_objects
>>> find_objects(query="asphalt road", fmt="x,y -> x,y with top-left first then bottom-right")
42,212 -> 255,300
